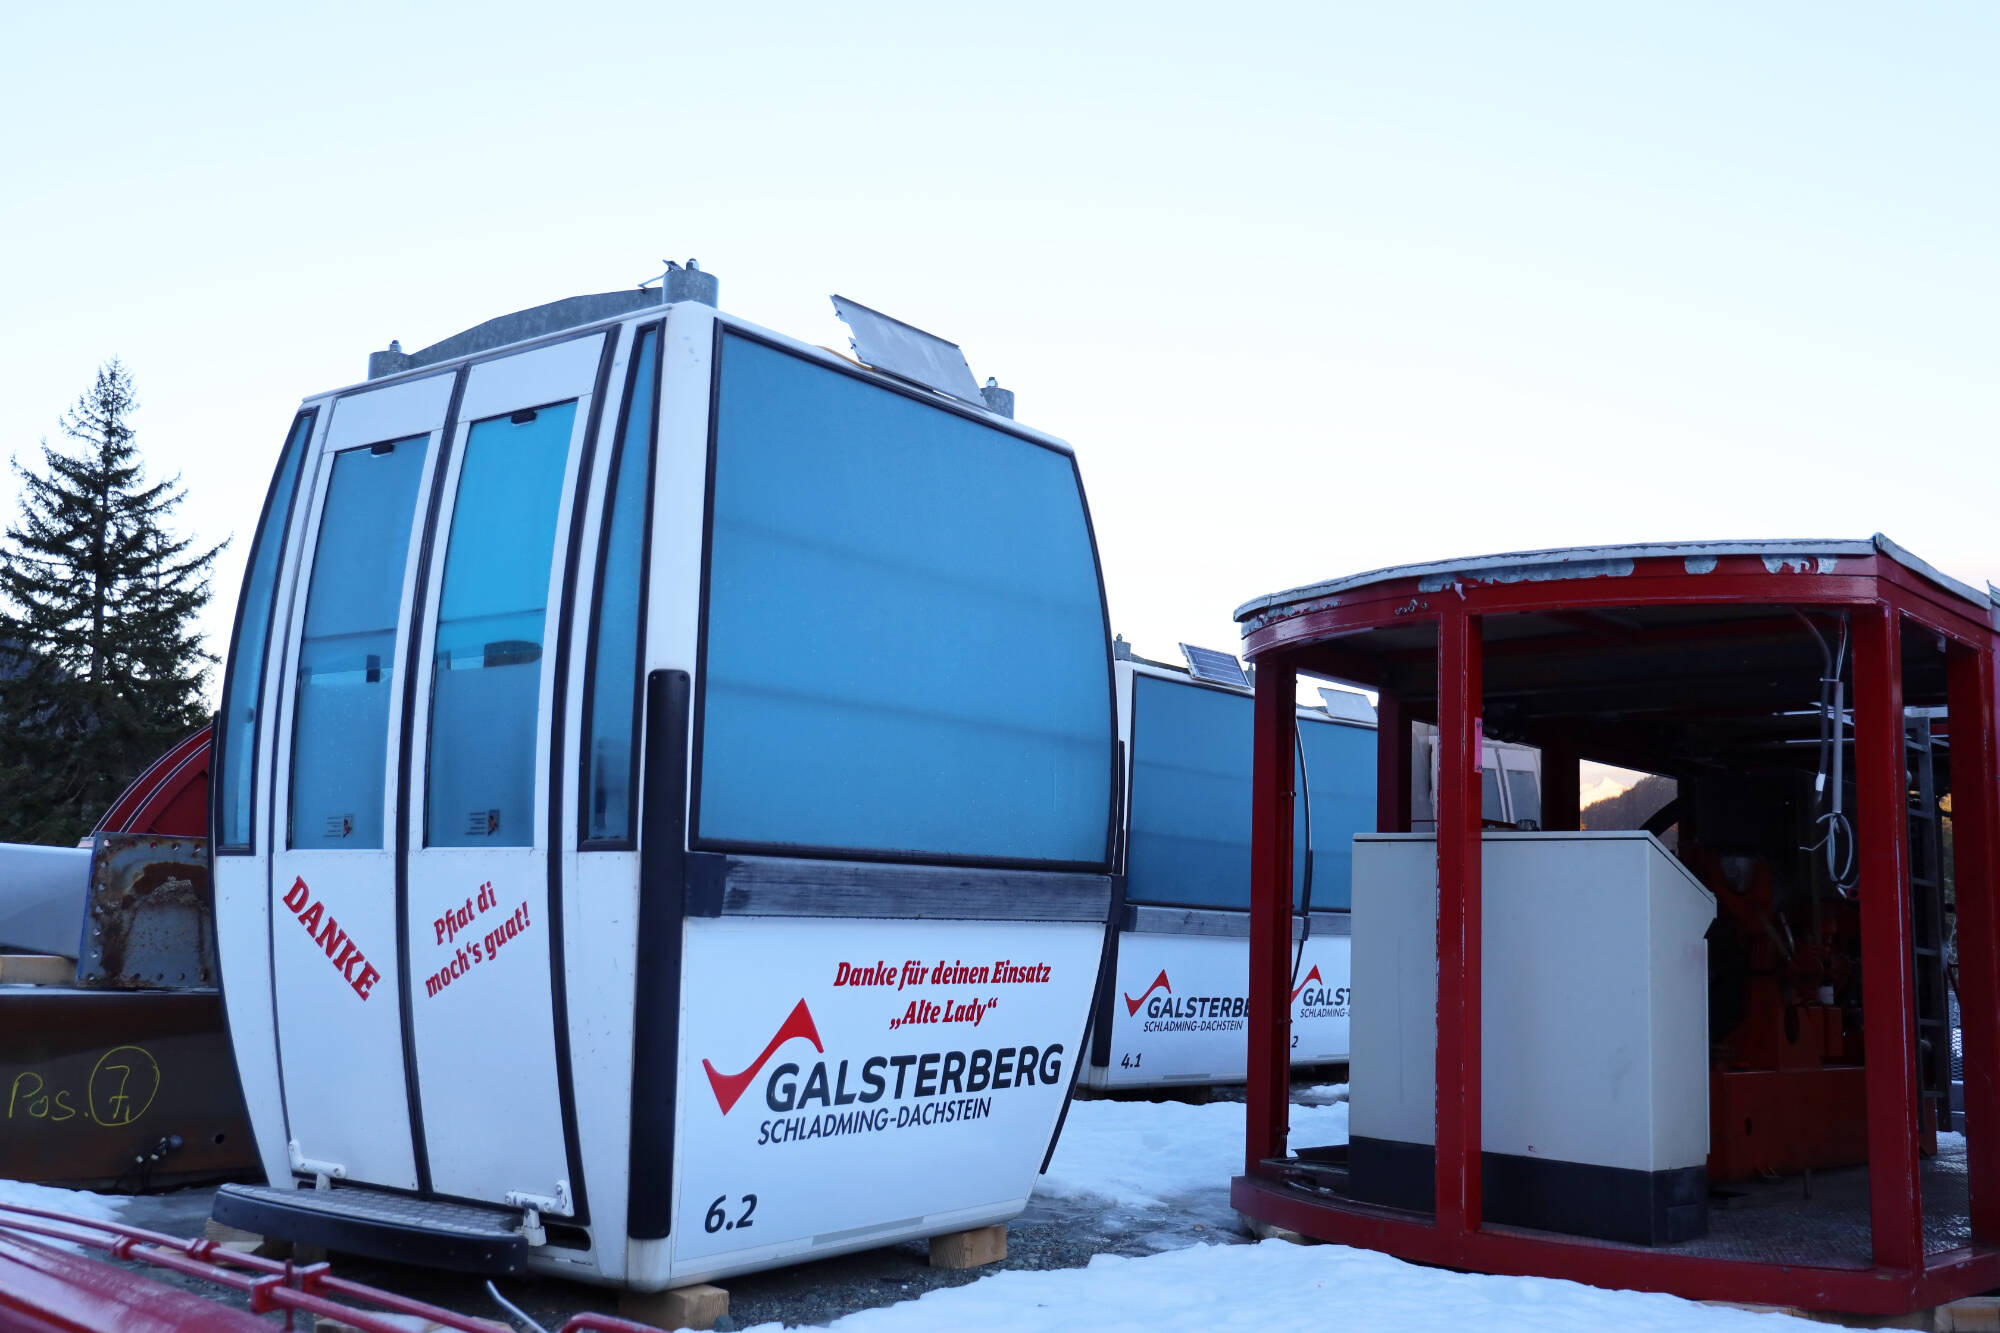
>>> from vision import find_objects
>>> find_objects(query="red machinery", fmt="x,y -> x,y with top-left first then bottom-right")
1693,847 -> 1887,1182
1230,538 -> 2000,1317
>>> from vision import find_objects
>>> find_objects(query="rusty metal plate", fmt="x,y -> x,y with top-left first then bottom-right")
0,989 -> 256,1189
77,834 -> 215,989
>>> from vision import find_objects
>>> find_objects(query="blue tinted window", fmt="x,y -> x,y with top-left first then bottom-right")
1126,676 -> 1270,908
289,436 -> 428,848
1136,680 -> 1336,908
1298,716 -> 1376,911
218,411 -> 314,850
698,335 -> 1112,864
425,402 -> 576,847
582,329 -> 659,844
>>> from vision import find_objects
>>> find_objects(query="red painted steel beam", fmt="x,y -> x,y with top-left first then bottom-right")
1377,688 -> 1412,834
1228,1175 -> 2000,1315
1876,564 -> 1997,647
1435,610 -> 1483,1232
1361,615 -> 1852,676
1951,642 -> 2000,1241
1854,604 -> 1924,1271
1245,656 -> 1298,1170
1245,571 -> 1893,657
1294,640 -> 1394,692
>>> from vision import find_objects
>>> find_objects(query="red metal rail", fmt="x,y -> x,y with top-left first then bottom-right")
0,1201 -> 664,1333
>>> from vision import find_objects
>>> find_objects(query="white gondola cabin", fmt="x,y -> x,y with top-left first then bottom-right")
206,271 -> 1119,1290
1082,645 -> 1375,1090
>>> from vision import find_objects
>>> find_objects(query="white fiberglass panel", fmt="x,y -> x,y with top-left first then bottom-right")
665,917 -> 1102,1284
211,856 -> 288,1186
1351,832 -> 1713,1172
1091,931 -> 1351,1090
271,851 -> 417,1188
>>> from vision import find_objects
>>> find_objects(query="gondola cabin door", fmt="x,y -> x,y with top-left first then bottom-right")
401,336 -> 603,1214
270,370 -> 448,1193
270,335 -> 603,1211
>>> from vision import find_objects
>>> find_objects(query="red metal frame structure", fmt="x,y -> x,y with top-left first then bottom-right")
1229,538 -> 2000,1316
0,1199 -> 666,1333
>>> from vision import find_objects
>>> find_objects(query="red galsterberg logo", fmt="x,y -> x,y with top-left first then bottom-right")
1290,965 -> 1324,1004
1123,969 -> 1172,1017
703,999 -> 823,1114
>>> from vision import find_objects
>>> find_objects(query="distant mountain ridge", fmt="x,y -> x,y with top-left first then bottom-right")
1580,772 -> 1677,831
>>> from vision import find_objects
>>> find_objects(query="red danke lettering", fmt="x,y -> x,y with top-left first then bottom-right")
282,877 -> 379,1001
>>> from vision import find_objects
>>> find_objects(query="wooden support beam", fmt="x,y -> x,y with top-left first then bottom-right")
0,955 -> 76,985
203,1218 -> 289,1259
618,1283 -> 730,1331
928,1223 -> 1007,1269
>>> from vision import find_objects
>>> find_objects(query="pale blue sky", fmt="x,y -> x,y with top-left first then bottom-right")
3,2 -> 1996,693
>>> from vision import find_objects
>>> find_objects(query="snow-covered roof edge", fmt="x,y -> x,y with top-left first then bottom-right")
1235,536 -> 1992,630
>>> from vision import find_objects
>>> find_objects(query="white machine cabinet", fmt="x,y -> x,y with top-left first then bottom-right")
1348,831 -> 1714,1244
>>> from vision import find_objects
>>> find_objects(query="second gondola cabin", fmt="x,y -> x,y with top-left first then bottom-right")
1082,643 -> 1375,1090
205,269 -> 1120,1290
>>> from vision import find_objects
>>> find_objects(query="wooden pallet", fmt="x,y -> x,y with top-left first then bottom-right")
0,954 -> 76,985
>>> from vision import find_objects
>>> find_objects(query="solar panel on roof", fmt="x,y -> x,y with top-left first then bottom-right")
1179,643 -> 1249,688
1318,687 -> 1377,724
829,296 -> 985,405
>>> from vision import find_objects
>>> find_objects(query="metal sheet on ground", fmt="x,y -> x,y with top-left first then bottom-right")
0,989 -> 256,1189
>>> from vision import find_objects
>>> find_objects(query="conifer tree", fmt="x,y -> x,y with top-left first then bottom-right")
0,361 -> 224,843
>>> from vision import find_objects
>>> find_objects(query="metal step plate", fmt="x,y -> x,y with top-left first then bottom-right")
212,1183 -> 529,1274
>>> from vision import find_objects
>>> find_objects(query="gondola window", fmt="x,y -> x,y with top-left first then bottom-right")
582,328 -> 660,845
697,334 -> 1113,865
289,435 -> 428,849
218,410 -> 314,851
425,402 -> 576,847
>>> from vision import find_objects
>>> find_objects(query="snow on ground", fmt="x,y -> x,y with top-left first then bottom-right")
744,1235 -> 1822,1333
1037,1087 -> 1348,1235
746,1083 -> 1866,1332
0,1178 -> 126,1251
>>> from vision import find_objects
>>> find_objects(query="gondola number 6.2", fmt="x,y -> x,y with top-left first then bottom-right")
705,1193 -> 758,1233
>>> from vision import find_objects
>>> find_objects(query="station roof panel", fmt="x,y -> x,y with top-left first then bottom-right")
1235,535 -> 1992,630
